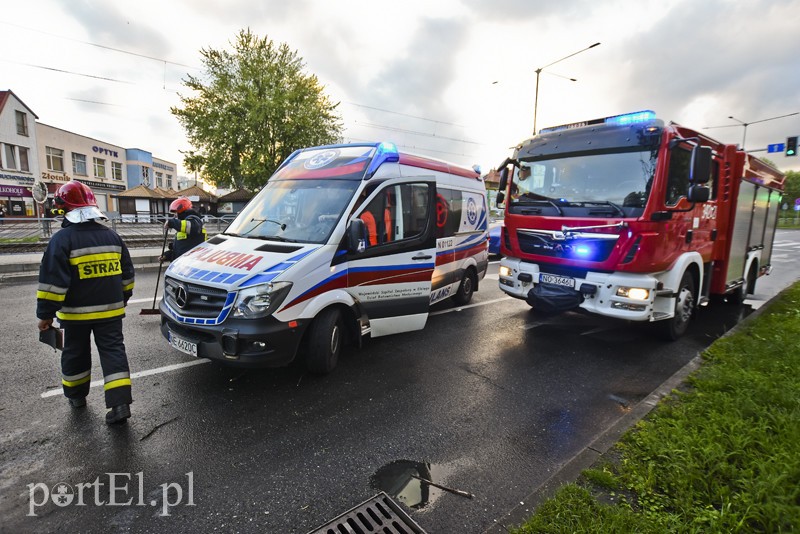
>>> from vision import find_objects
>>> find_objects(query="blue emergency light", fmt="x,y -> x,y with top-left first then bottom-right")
366,141 -> 400,176
604,110 -> 656,126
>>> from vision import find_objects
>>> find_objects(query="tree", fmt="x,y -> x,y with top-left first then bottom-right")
171,29 -> 343,190
784,169 -> 800,206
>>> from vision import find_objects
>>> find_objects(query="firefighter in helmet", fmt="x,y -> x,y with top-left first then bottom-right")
160,197 -> 207,262
36,181 -> 135,424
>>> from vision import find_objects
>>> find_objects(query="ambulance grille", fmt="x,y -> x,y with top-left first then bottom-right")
307,492 -> 426,534
164,276 -> 228,318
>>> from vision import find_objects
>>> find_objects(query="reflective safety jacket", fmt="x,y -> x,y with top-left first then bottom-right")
37,220 -> 135,324
164,210 -> 207,261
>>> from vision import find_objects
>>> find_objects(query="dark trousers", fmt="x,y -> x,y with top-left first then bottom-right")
61,319 -> 132,408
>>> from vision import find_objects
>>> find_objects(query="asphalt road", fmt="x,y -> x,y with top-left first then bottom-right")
2,230 -> 799,533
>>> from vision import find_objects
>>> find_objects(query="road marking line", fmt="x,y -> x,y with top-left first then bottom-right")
429,296 -> 511,316
40,359 -> 210,398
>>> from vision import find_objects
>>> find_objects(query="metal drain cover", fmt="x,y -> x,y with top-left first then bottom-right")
307,491 -> 427,534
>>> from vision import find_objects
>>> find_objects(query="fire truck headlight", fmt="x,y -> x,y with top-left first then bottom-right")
616,286 -> 650,301
233,282 -> 293,319
499,266 -> 512,278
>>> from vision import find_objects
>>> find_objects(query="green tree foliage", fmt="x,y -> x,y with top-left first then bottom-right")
171,29 -> 343,190
783,169 -> 800,205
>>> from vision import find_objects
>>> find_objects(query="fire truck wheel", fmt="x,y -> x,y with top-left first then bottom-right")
658,271 -> 695,341
726,264 -> 756,305
305,308 -> 343,374
452,269 -> 477,306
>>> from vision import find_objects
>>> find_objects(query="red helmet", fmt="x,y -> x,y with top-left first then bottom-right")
169,197 -> 192,214
54,181 -> 97,211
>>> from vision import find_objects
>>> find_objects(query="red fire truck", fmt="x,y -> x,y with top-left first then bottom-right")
495,110 -> 785,339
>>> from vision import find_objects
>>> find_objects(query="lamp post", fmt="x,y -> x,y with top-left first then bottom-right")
532,42 -> 600,135
704,112 -> 799,151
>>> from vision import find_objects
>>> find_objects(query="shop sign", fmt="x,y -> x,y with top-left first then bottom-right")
0,185 -> 32,197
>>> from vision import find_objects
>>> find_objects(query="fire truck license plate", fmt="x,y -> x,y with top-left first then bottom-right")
169,331 -> 198,357
539,274 -> 575,288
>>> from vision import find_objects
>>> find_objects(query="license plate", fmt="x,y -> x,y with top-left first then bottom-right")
168,331 -> 198,357
539,273 -> 576,288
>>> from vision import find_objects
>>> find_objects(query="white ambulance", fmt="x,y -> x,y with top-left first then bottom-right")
159,142 -> 489,372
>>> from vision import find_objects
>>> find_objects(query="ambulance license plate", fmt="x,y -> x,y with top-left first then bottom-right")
169,331 -> 198,357
539,274 -> 575,288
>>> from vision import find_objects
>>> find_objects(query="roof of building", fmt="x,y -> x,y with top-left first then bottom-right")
115,185 -> 168,198
0,90 -> 39,119
217,188 -> 254,202
178,184 -> 217,201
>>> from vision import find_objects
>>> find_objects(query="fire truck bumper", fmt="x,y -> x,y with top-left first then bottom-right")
498,258 -> 663,321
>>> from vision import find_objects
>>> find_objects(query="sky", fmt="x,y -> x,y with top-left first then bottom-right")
3,0 -> 800,185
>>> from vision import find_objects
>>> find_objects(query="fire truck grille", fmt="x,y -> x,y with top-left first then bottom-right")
517,230 -> 618,262
164,276 -> 229,318
307,492 -> 426,534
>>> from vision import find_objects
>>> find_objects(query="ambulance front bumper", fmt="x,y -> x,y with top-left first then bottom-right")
160,304 -> 309,367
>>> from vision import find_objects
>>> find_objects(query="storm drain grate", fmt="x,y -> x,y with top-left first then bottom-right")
307,491 -> 427,534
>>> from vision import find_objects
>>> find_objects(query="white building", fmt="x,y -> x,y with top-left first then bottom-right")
0,90 -> 40,217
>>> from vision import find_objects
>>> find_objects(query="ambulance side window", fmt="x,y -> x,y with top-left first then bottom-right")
435,189 -> 462,239
359,183 -> 431,247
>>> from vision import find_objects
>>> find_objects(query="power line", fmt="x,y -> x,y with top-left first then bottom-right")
344,101 -> 467,128
352,120 -> 485,146
1,58 -> 134,84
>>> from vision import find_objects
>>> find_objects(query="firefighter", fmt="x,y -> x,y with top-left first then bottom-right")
159,197 -> 207,262
36,181 -> 135,424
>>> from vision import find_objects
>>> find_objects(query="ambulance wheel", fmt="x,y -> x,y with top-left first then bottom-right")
305,308 -> 343,374
657,271 -> 695,341
452,269 -> 476,306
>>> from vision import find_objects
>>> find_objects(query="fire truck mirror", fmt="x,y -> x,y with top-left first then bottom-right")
687,184 -> 710,203
496,191 -> 506,206
498,167 -> 509,191
689,146 -> 712,184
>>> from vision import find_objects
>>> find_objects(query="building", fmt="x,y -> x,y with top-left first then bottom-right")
0,88 -> 177,218
0,90 -> 40,217
217,188 -> 254,215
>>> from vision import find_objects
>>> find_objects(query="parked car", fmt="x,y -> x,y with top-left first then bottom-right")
489,220 -> 503,257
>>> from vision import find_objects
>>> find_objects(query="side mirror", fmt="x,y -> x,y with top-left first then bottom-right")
687,184 -> 710,203
498,167 -> 509,192
347,219 -> 366,253
496,191 -> 506,206
690,146 -> 712,184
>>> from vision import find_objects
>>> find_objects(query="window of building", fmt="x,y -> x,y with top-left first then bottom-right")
72,153 -> 87,176
19,147 -> 29,172
15,111 -> 28,136
156,172 -> 163,188
142,167 -> 150,186
93,157 -> 106,178
4,144 -> 16,170
166,174 -> 173,189
46,147 -> 64,172
112,161 -> 123,180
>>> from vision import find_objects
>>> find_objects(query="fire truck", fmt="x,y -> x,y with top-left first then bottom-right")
495,110 -> 785,339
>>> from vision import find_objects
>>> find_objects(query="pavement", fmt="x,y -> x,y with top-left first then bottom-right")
0,246 -> 165,283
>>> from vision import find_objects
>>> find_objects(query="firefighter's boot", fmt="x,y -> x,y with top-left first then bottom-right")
106,404 -> 130,425
69,397 -> 87,408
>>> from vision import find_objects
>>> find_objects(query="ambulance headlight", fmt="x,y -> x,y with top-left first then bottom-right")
616,286 -> 650,301
233,282 -> 293,319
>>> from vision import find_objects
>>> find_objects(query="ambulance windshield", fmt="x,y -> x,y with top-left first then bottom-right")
225,179 -> 359,244
511,149 -> 658,215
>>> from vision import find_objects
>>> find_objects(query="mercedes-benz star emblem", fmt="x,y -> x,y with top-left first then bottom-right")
175,285 -> 188,309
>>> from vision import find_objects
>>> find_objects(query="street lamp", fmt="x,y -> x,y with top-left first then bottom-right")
532,42 -> 601,135
704,112 -> 799,151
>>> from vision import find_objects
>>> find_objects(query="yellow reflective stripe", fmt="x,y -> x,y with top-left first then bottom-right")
176,232 -> 188,240
56,307 -> 125,321
69,252 -> 121,265
122,281 -> 135,291
62,375 -> 92,387
104,378 -> 131,391
37,290 -> 66,301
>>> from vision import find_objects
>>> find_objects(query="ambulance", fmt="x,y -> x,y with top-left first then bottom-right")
159,142 -> 489,372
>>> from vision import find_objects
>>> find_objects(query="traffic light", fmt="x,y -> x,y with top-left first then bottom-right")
787,136 -> 798,157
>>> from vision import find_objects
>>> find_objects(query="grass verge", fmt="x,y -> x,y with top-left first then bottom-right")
512,282 -> 800,533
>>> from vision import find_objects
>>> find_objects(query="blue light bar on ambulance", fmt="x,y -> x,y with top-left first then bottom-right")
366,141 -> 400,177
539,110 -> 657,133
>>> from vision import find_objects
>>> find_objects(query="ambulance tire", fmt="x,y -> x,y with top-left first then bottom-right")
657,270 -> 695,341
452,269 -> 476,306
305,308 -> 343,374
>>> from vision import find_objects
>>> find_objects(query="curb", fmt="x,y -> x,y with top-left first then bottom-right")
482,295 -> 779,533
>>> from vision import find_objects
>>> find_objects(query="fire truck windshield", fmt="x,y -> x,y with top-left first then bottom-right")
511,149 -> 658,216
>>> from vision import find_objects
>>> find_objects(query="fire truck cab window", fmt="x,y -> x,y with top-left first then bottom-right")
665,147 -> 692,206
